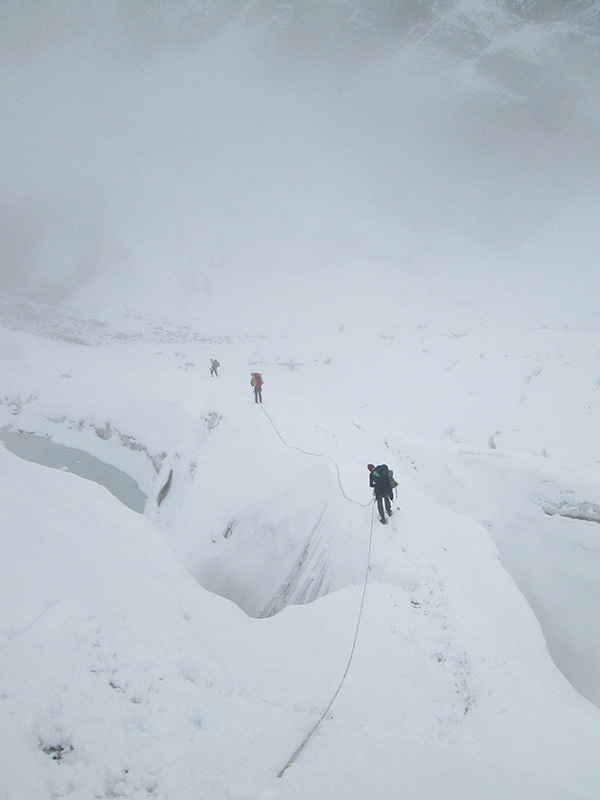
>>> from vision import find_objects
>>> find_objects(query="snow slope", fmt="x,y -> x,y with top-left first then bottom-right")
3,420 -> 600,800
2,294 -> 600,798
2,2 -> 600,797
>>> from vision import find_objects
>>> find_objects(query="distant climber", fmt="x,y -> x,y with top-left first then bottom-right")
251,372 -> 263,404
209,358 -> 220,377
367,463 -> 397,524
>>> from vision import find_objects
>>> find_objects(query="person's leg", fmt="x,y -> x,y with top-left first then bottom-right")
376,495 -> 386,522
385,495 -> 392,515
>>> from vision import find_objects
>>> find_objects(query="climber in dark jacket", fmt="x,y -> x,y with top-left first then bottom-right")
367,463 -> 395,524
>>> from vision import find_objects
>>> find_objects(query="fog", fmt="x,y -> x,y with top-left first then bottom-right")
2,0 -> 599,328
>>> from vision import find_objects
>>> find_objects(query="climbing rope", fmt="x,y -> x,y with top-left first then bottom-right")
219,377 -> 247,397
328,456 -> 373,508
255,406 -> 377,776
277,499 -> 376,778
259,404 -> 322,457
259,404 -> 372,508
218,374 -> 381,775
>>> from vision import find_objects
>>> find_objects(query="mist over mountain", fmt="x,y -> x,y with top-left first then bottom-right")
1,0 -> 599,327
3,6 -> 600,797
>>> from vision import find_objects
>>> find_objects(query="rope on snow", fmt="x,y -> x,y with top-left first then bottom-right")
219,377 -> 247,396
259,405 -> 372,508
254,406 -> 379,776
277,500 -> 376,778
219,377 -> 371,506
259,403 -> 323,457
218,377 -> 381,776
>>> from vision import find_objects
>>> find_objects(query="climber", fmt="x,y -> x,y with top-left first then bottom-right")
209,358 -> 220,377
367,463 -> 397,524
251,372 -> 263,403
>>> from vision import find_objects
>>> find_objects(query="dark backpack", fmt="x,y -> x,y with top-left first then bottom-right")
375,464 -> 398,495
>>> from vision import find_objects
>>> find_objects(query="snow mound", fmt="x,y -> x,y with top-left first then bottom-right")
3,435 -> 600,798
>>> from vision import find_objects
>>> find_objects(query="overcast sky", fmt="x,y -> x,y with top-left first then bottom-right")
1,1 -> 599,315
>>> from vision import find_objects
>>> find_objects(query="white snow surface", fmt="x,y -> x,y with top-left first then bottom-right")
2,3 -> 600,797
2,285 -> 600,799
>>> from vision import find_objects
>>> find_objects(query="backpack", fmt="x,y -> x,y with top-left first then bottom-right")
376,464 -> 398,494
251,373 -> 263,387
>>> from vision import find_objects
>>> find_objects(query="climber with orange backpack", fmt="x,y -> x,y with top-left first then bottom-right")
250,372 -> 263,404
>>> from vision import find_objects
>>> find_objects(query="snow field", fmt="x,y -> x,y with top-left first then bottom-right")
2,310 -> 600,798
